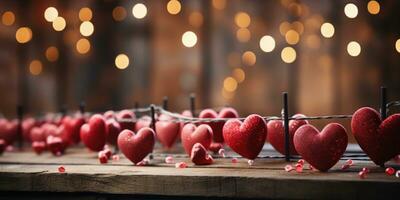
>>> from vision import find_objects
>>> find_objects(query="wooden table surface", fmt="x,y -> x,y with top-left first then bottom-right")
0,145 -> 399,200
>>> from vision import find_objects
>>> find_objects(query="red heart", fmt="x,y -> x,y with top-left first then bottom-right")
105,118 -> 121,145
116,110 -> 136,132
351,107 -> 400,166
223,114 -> 267,160
63,116 -> 85,144
80,114 -> 106,151
135,116 -> 151,132
22,118 -> 36,142
0,119 -> 18,145
155,114 -> 180,148
199,108 -> 239,144
191,143 -> 213,165
267,114 -> 308,155
118,128 -> 155,164
181,123 -> 213,155
30,127 -> 46,142
294,123 -> 348,172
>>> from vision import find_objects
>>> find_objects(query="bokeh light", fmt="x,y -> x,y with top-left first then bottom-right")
29,60 -> 43,75
396,39 -> 400,53
347,41 -> 361,57
285,30 -> 300,45
281,47 -> 297,63
223,77 -> 238,92
167,0 -> 181,15
45,46 -> 59,62
113,6 -> 127,21
367,1 -> 380,15
115,54 -> 130,69
212,0 -> 226,10
235,12 -> 251,28
236,28 -> 251,43
242,51 -> 256,66
189,12 -> 203,27
320,22 -> 335,38
182,31 -> 197,48
52,16 -> 66,31
80,21 -> 94,37
259,35 -> 275,53
344,3 -> 358,18
232,68 -> 245,83
132,3 -> 147,19
279,21 -> 291,36
2,11 -> 15,26
79,7 -> 93,21
44,7 -> 58,22
15,27 -> 32,44
76,38 -> 91,54
292,21 -> 304,35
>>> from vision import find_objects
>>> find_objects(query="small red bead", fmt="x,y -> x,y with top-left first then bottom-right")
362,167 -> 370,173
297,159 -> 305,166
295,163 -> 303,173
358,171 -> 366,179
345,159 -> 353,166
385,167 -> 395,176
341,164 -> 350,171
98,152 -> 108,164
58,166 -> 65,173
231,158 -> 238,163
165,156 -> 174,164
247,160 -> 254,166
175,162 -> 187,168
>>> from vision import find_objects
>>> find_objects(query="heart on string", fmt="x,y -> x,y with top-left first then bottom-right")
0,119 -> 18,145
80,114 -> 107,151
118,128 -> 155,165
155,114 -> 180,148
181,123 -> 213,156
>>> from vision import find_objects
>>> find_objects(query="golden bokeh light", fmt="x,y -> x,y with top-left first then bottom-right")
347,41 -> 361,57
320,22 -> 335,38
242,51 -> 256,66
29,60 -> 43,76
76,38 -> 91,54
259,35 -> 275,53
80,21 -> 94,37
306,34 -> 321,49
132,3 -> 147,19
396,39 -> 400,53
236,28 -> 251,43
344,3 -> 358,18
279,21 -> 291,36
112,6 -> 127,21
212,0 -> 226,10
2,11 -> 15,26
281,47 -> 297,63
45,46 -> 59,62
44,7 -> 58,22
189,12 -> 203,27
285,30 -> 300,45
223,77 -> 238,92
182,31 -> 197,48
234,12 -> 251,28
52,16 -> 66,31
232,68 -> 245,83
167,0 -> 181,15
367,1 -> 380,15
115,54 -> 130,69
79,7 -> 93,21
15,27 -> 32,44
292,21 -> 304,35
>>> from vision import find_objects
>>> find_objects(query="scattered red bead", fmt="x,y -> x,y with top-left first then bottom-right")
98,152 -> 108,164
175,162 -> 187,168
165,156 -> 174,164
284,165 -> 294,172
247,160 -> 254,166
295,163 -> 303,173
358,171 -> 367,179
385,167 -> 395,176
362,167 -> 370,173
341,164 -> 350,171
58,165 -> 65,173
345,159 -> 353,166
231,158 -> 238,163
102,149 -> 112,159
297,159 -> 305,166
112,155 -> 120,161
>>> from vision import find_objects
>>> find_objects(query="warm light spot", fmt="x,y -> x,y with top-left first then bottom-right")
320,22 -> 335,38
212,0 -> 226,10
44,7 -> 58,22
367,1 -> 380,15
132,3 -> 147,19
242,51 -> 256,66
167,0 -> 181,15
79,7 -> 93,21
76,38 -> 91,54
306,34 -> 320,49
259,35 -> 275,53
347,41 -> 361,57
396,39 -> 400,53
223,77 -> 238,92
112,6 -> 127,21
2,11 -> 15,26
281,47 -> 296,63
15,27 -> 32,43
279,21 -> 291,36
232,68 -> 245,83
52,16 -> 66,31
235,12 -> 251,28
115,54 -> 130,69
292,21 -> 304,35
45,46 -> 59,62
222,88 -> 235,100
236,28 -> 251,43
344,3 -> 358,18
285,30 -> 300,45
80,21 -> 94,37
29,60 -> 43,75
189,12 -> 203,27
182,31 -> 197,48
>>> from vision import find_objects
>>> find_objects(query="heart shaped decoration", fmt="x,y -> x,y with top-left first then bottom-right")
351,107 -> 400,166
80,114 -> 107,151
22,118 -> 36,142
191,143 -> 213,165
118,128 -> 155,164
117,110 -> 136,132
0,119 -> 18,145
105,118 -> 121,145
199,107 -> 239,144
155,114 -> 180,148
135,116 -> 152,132
267,114 -> 308,155
30,126 -> 46,142
63,116 -> 85,144
223,114 -> 267,160
294,123 -> 348,172
181,123 -> 213,155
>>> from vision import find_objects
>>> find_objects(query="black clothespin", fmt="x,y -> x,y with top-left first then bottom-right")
150,104 -> 156,132
190,93 -> 196,117
380,86 -> 387,120
79,101 -> 86,115
282,92 -> 290,162
17,105 -> 23,150
60,104 -> 67,117
162,96 -> 168,110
